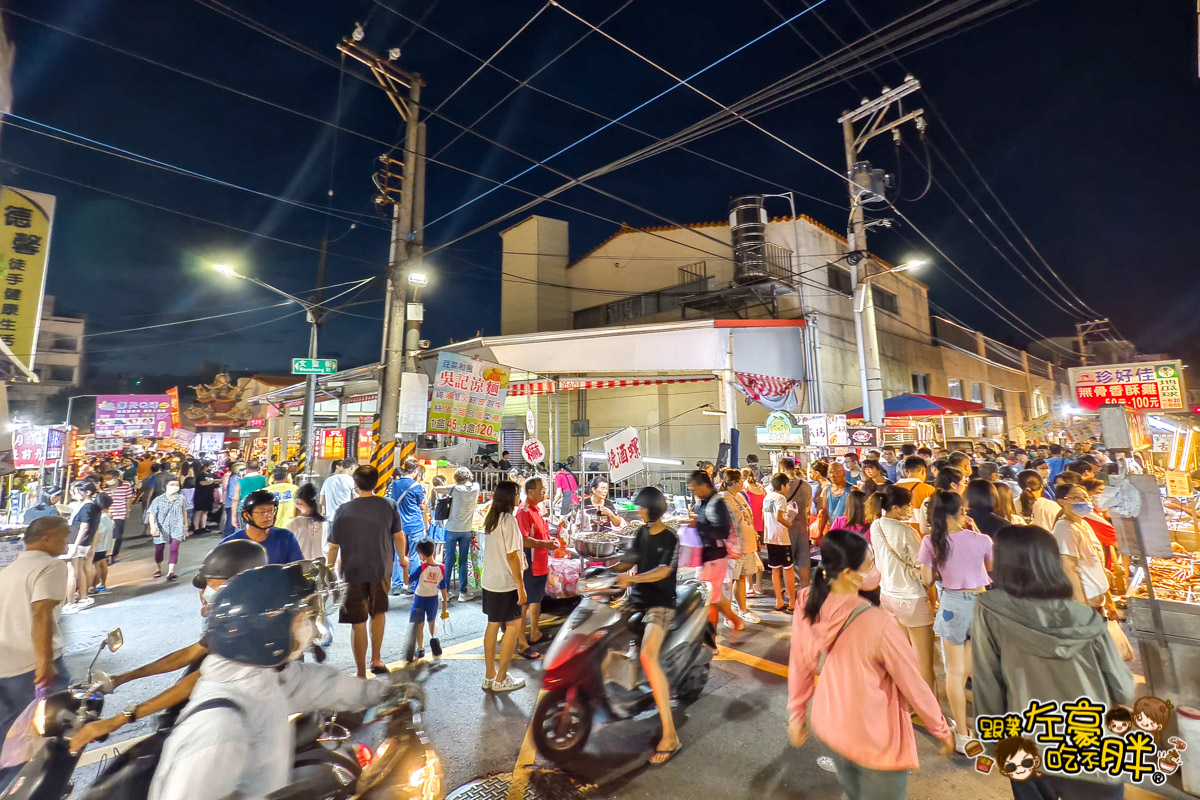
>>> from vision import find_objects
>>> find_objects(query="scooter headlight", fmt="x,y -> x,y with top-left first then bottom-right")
31,693 -> 80,738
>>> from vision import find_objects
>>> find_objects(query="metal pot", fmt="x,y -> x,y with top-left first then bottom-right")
575,538 -> 617,558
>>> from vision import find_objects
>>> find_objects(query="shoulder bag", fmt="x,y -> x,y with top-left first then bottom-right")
873,519 -> 923,585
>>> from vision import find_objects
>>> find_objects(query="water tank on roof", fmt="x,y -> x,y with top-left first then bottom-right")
729,194 -> 769,285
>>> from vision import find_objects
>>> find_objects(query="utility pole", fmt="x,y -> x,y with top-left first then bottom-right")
838,77 -> 924,425
339,39 -> 425,476
405,122 -> 428,372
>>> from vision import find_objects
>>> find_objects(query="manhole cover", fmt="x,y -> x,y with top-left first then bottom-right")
447,771 -> 586,800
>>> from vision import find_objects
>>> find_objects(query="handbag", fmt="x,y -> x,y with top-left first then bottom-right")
678,524 -> 704,568
1107,619 -> 1135,661
433,493 -> 452,522
873,520 -> 923,585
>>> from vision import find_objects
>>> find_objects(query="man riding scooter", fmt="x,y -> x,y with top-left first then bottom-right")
149,563 -> 394,800
68,539 -> 269,753
614,487 -> 681,765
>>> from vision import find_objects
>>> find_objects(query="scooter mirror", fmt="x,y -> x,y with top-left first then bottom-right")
106,628 -> 124,653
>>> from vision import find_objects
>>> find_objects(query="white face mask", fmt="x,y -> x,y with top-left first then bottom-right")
202,586 -> 219,606
166,485 -> 180,496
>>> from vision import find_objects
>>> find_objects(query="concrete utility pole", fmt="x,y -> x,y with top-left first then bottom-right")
339,40 -> 426,472
838,77 -> 924,425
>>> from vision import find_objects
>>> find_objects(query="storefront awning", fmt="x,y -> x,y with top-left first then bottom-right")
845,393 -> 985,419
507,376 -> 718,396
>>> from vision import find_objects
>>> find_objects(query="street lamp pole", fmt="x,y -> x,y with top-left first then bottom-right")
61,394 -> 96,486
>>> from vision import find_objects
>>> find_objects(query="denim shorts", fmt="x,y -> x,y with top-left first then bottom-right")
933,586 -> 978,646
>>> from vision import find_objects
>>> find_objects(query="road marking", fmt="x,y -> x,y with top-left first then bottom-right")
385,616 -> 564,669
715,645 -> 788,677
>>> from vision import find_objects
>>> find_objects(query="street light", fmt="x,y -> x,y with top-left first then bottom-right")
210,263 -> 324,480
406,270 -> 429,287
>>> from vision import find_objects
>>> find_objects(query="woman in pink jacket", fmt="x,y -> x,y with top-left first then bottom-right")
788,529 -> 954,799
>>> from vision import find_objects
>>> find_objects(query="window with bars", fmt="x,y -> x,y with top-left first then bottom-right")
873,287 -> 899,315
828,266 -> 852,294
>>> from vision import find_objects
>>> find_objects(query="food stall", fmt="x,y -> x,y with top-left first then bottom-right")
844,393 -> 988,449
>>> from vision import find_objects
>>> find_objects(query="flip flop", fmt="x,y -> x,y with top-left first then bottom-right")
517,648 -> 543,660
650,744 -> 682,766
370,664 -> 391,675
153,571 -> 162,579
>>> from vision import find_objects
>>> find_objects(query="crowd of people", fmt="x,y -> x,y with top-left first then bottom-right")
0,436 -> 1146,799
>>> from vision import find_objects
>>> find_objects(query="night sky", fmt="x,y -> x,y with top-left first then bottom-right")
2,0 -> 1197,381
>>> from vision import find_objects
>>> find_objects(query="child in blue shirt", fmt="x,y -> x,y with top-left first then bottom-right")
407,539 -> 449,661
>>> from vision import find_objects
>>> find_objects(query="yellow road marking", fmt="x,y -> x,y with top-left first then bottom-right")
715,645 -> 788,678
385,616 -> 562,670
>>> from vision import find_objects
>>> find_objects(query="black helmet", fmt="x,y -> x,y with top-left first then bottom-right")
206,564 -> 318,667
241,489 -> 279,525
633,486 -> 668,522
192,539 -> 269,589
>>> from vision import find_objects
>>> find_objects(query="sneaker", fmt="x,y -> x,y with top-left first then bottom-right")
77,597 -> 95,608
490,675 -> 525,693
954,733 -> 973,755
429,637 -> 442,657
741,610 -> 761,624
481,677 -> 494,691
415,649 -> 426,660
458,591 -> 474,603
166,573 -> 178,583
61,602 -> 80,615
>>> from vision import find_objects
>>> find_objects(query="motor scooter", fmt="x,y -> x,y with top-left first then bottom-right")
1,628 -> 124,800
531,567 -> 714,762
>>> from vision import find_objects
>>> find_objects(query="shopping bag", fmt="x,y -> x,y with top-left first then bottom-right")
678,524 -> 704,568
439,609 -> 454,638
546,557 -> 581,599
1108,619 -> 1135,661
1,698 -> 41,769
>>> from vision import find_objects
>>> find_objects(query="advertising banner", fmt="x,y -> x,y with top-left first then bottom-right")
95,395 -> 173,438
166,386 -> 181,428
427,352 -> 509,443
399,372 -> 430,435
11,427 -> 46,469
605,426 -> 644,483
85,437 -> 124,454
0,187 -> 55,371
192,432 -> 225,454
1068,360 -> 1186,412
317,429 -> 347,460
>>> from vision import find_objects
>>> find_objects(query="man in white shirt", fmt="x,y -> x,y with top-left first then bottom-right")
0,516 -> 71,754
319,458 -> 357,521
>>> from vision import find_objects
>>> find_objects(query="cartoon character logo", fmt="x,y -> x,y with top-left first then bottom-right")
1133,697 -> 1172,744
1105,706 -> 1133,735
995,736 -> 1041,782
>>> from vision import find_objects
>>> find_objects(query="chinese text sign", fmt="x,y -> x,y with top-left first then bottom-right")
0,187 -> 54,371
1069,361 -> 1185,412
426,352 -> 509,444
94,395 -> 173,438
605,426 -> 644,483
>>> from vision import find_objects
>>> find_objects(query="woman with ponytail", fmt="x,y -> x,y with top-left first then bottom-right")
789,530 -> 952,797
1016,469 -> 1060,531
918,491 -> 993,753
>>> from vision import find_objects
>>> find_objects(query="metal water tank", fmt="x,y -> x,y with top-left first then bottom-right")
729,194 -> 769,285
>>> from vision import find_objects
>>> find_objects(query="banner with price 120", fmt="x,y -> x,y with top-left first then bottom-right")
426,352 -> 510,444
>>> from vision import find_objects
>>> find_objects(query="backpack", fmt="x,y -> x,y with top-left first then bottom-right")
433,491 -> 453,522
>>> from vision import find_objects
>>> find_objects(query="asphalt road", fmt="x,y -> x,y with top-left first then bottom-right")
58,515 -> 1181,800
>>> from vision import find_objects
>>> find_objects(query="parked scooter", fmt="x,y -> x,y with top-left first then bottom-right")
1,628 -> 125,800
531,567 -> 714,762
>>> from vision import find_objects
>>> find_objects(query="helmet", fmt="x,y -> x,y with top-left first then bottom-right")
633,486 -> 668,522
192,539 -> 268,589
206,564 -> 318,667
241,489 -> 279,525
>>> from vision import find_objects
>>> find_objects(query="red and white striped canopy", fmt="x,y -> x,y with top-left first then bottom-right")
735,372 -> 796,399
506,376 -> 715,395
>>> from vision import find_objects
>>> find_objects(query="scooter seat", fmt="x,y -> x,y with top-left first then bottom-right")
673,584 -> 702,623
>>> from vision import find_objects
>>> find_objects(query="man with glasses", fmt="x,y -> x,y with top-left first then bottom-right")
221,490 -> 304,565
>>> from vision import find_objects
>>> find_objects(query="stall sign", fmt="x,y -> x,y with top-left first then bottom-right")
827,414 -> 849,446
166,386 -> 181,428
1165,471 -> 1191,498
427,352 -> 509,444
44,428 -> 65,461
526,407 -> 536,437
0,187 -> 55,372
521,437 -> 546,466
605,426 -> 644,483
247,418 -> 265,429
847,427 -> 879,448
1099,404 -> 1151,452
357,429 -> 373,460
172,429 -> 196,451
756,411 -> 808,447
85,437 -> 123,454
317,429 -> 346,460
798,414 -> 828,447
95,395 -> 173,438
0,537 -> 24,571
1069,360 -> 1185,412
1151,432 -> 1171,453
881,425 -> 917,447
399,372 -> 429,435
12,427 -> 47,468
191,432 -> 224,454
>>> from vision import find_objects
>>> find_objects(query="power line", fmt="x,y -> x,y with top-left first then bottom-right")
86,308 -> 307,355
86,302 -> 291,337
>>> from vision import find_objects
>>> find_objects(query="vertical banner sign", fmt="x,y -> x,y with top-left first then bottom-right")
427,352 -> 510,443
398,372 -> 430,435
44,428 -> 65,462
317,429 -> 347,459
11,427 -> 46,469
604,426 -> 644,483
94,395 -> 173,438
358,429 -> 373,460
1069,361 -> 1186,412
165,387 -> 182,428
0,188 -> 54,371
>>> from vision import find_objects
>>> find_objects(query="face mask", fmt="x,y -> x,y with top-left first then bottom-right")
166,485 -> 180,496
1072,502 -> 1092,515
856,567 -> 880,592
202,586 -> 219,606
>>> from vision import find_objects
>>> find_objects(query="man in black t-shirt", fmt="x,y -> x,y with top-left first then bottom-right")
325,465 -> 406,678
616,487 -> 681,765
